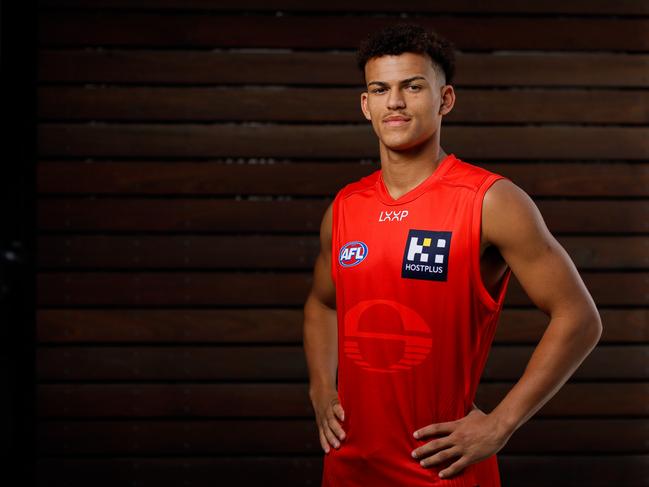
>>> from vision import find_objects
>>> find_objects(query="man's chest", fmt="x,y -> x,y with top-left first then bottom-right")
335,196 -> 473,285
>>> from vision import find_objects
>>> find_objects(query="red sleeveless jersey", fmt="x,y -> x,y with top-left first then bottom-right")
323,153 -> 512,487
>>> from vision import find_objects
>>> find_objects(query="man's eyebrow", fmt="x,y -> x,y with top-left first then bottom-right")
367,76 -> 427,87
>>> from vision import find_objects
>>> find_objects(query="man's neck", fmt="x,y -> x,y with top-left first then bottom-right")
379,148 -> 448,200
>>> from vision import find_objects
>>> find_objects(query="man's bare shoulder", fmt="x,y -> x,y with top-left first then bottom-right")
310,199 -> 336,308
320,200 -> 334,253
481,176 -> 601,321
481,177 -> 552,251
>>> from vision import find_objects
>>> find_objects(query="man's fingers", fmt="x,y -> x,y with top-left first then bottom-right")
413,437 -> 453,461
414,421 -> 456,439
314,396 -> 346,453
318,426 -> 330,453
327,416 -> 346,442
322,419 -> 341,448
333,403 -> 345,422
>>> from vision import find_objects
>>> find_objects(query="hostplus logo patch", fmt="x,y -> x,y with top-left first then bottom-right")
402,229 -> 452,281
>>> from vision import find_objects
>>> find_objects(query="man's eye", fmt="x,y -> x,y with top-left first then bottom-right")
371,85 -> 421,94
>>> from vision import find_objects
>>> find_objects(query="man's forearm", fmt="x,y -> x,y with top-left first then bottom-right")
303,295 -> 339,395
490,313 -> 602,438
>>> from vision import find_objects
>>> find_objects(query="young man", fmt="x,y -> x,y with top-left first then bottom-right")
302,23 -> 602,486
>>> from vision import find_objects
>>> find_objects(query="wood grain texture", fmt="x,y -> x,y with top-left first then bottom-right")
38,0 -> 649,15
36,382 -> 649,418
33,455 -> 649,487
35,272 -> 649,306
35,418 -> 649,454
34,2 -> 649,485
35,345 -> 649,381
37,198 -> 649,232
37,124 -> 649,158
38,86 -> 649,124
38,14 -> 649,51
36,162 -> 649,195
35,308 -> 648,343
35,235 -> 648,268
39,50 -> 649,86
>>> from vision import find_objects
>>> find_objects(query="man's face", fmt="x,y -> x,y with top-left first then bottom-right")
360,52 -> 454,152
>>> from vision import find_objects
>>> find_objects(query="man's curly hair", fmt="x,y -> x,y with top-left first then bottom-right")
355,22 -> 456,87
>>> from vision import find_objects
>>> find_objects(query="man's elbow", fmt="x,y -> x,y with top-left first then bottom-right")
556,303 -> 603,349
580,308 -> 603,347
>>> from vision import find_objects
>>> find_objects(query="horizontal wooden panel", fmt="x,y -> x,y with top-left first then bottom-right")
36,162 -> 649,196
37,124 -> 649,159
37,382 -> 649,418
38,86 -> 649,124
37,199 -> 649,233
38,0 -> 649,15
38,14 -> 649,51
34,455 -> 649,487
38,51 -> 649,87
35,308 -> 649,344
36,272 -> 648,306
36,418 -> 649,454
35,345 -> 648,381
35,235 -> 649,270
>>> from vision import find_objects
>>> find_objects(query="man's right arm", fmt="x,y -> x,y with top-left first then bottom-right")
303,200 -> 337,397
303,201 -> 347,453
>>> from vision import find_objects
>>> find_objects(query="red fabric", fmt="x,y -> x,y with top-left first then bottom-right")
323,153 -> 512,486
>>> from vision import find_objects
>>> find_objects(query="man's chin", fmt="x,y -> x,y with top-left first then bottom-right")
380,138 -> 419,152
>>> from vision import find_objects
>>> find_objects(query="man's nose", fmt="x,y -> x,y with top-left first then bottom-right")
387,89 -> 406,108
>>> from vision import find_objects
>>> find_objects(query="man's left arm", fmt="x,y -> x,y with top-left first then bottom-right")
411,178 -> 602,479
483,178 -> 603,439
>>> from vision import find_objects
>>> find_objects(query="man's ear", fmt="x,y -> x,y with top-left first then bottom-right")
439,85 -> 455,116
360,92 -> 371,121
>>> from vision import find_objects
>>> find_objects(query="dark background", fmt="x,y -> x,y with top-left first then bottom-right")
2,1 -> 38,486
3,1 -> 648,486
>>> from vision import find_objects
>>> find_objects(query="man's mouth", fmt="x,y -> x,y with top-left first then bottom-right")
383,118 -> 411,126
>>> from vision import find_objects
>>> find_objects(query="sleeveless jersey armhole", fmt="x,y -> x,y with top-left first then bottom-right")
470,174 -> 513,311
330,192 -> 340,286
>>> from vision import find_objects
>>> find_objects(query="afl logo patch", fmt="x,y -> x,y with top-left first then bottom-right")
339,241 -> 368,267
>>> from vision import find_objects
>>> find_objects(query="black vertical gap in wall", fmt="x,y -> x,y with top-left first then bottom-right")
1,1 -> 38,486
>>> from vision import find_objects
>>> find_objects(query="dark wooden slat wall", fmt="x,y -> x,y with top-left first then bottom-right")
36,1 -> 649,486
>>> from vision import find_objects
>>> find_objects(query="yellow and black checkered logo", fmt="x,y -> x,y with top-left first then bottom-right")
401,229 -> 452,281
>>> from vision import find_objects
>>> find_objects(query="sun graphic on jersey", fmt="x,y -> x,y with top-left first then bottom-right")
342,299 -> 432,373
